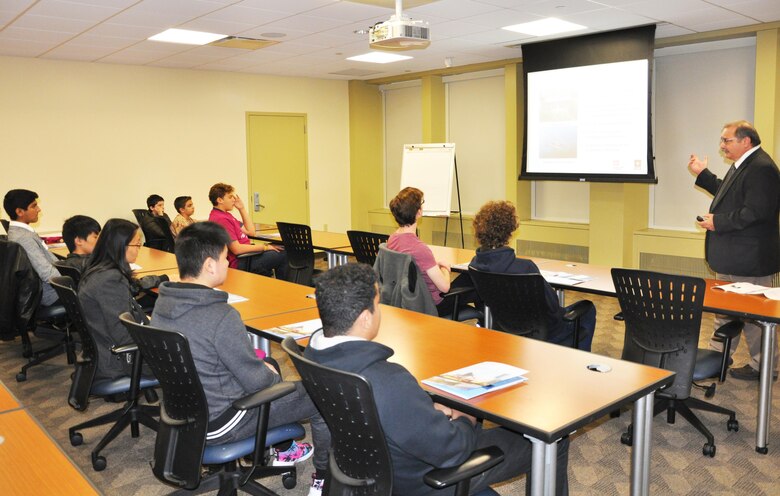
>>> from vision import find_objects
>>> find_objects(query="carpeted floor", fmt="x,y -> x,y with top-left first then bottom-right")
1,291 -> 779,495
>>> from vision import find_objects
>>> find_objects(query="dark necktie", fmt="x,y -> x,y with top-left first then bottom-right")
712,164 -> 737,206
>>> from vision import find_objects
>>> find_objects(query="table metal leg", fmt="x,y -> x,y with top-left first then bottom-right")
248,333 -> 270,356
631,392 -> 654,496
326,252 -> 349,268
525,435 -> 558,496
756,321 -> 776,454
556,288 -> 565,307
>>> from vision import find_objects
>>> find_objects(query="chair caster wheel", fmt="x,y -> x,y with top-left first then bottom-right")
16,372 -> 26,382
70,432 -> 83,446
756,446 -> 768,454
92,455 -> 107,471
703,443 -> 716,457
620,432 -> 633,446
282,473 -> 297,489
727,419 -> 739,432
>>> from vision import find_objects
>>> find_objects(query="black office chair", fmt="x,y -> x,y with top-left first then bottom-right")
468,267 -> 593,347
1,218 -> 9,234
611,269 -> 738,457
374,244 -> 480,322
54,261 -> 83,288
282,337 -> 504,496
347,230 -> 389,265
0,239 -> 74,380
121,315 -> 305,494
50,277 -> 160,471
276,221 -> 323,286
131,209 -> 148,226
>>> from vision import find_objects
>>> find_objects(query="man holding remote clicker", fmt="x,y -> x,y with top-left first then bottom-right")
688,120 -> 780,381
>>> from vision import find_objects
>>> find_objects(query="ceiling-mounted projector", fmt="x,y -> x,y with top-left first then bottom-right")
369,0 -> 430,51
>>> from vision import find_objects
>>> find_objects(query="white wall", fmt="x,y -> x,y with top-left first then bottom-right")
0,56 -> 351,233
651,39 -> 756,230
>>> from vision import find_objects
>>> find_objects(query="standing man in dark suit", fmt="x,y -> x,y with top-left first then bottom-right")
688,120 -> 780,380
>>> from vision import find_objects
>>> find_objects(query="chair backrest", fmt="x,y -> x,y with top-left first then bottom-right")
131,209 -> 149,225
468,267 -> 550,340
0,219 -> 8,234
282,338 -> 393,494
54,262 -> 83,288
374,244 -> 437,316
50,275 -> 98,411
611,268 -> 704,400
139,215 -> 175,253
0,239 -> 42,341
347,230 -> 389,265
120,314 -> 208,490
276,222 -> 315,285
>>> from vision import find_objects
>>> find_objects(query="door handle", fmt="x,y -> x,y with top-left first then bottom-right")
253,192 -> 265,212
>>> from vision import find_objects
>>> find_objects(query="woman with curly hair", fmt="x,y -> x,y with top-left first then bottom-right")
470,200 -> 596,350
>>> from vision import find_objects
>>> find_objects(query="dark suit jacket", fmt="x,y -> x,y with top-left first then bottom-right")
695,147 -> 780,276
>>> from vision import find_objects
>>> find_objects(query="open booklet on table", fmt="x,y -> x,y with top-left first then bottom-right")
261,318 -> 322,340
422,361 -> 528,400
713,283 -> 780,300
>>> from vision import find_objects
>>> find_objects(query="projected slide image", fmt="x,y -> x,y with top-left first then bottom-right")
539,123 -> 577,159
539,89 -> 578,122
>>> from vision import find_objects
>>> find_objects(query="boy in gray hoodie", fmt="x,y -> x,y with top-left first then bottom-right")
151,221 -> 330,495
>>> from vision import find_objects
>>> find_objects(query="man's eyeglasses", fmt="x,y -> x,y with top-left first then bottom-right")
719,137 -> 739,144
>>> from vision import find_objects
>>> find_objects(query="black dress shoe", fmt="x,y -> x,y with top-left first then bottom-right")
730,364 -> 778,381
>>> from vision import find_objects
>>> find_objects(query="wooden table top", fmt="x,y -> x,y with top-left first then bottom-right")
50,246 -> 179,275
254,223 -> 277,231
0,410 -> 99,495
251,304 -> 674,443
0,383 -> 19,413
703,279 -> 780,324
216,269 -> 317,321
250,230 -> 351,250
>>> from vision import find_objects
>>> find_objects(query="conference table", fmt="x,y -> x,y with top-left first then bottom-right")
0,382 -> 99,495
49,245 -> 179,275
243,304 -> 674,496
249,229 -> 352,268
533,258 -> 780,454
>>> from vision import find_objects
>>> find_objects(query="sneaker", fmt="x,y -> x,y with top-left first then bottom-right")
729,364 -> 778,381
307,473 -> 325,496
273,440 -> 313,466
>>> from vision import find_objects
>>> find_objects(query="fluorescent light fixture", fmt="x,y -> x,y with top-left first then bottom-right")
148,28 -> 227,45
347,52 -> 412,64
502,18 -> 586,37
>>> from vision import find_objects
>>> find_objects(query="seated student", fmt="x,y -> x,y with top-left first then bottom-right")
469,201 -> 596,351
170,195 -> 196,236
3,189 -> 61,306
386,187 -> 472,317
78,219 -> 168,381
151,222 -> 329,495
305,263 -> 570,495
139,194 -> 174,248
59,215 -> 101,274
207,182 -> 287,279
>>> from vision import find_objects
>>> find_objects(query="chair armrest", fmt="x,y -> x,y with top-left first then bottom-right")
714,320 -> 743,340
111,343 -> 138,355
424,446 -> 505,489
562,300 -> 594,322
236,252 -> 264,260
613,312 -> 624,321
233,381 -> 297,411
440,286 -> 474,299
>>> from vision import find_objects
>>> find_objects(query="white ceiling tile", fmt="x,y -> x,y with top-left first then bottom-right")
684,17 -> 760,32
238,0 -> 337,15
85,22 -> 161,38
106,0 -> 226,27
261,14 -> 350,32
558,8 -> 655,29
406,0 -> 502,20
472,0 -> 546,8
459,8 -> 544,28
0,37 -> 55,57
191,6 -> 289,25
431,19 -> 501,39
0,25 -> 74,43
177,17 -> 257,35
26,0 -> 121,22
68,33 -> 137,49
99,47 -> 171,64
654,23 -> 696,38
514,0 -> 608,17
12,14 -> 95,33
306,1 -> 392,21
67,0 -> 140,7
42,42 -> 119,60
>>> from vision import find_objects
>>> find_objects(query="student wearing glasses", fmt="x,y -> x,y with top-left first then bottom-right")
78,219 -> 168,381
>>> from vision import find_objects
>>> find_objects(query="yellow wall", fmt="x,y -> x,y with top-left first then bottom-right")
0,55 -> 351,233
348,80 -> 384,231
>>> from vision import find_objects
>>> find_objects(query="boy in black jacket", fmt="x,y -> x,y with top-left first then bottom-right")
305,263 -> 569,495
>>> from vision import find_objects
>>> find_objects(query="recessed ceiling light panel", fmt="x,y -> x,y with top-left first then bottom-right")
502,18 -> 586,37
149,28 -> 227,45
347,52 -> 412,63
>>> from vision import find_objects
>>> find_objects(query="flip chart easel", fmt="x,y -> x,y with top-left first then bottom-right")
400,143 -> 464,247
